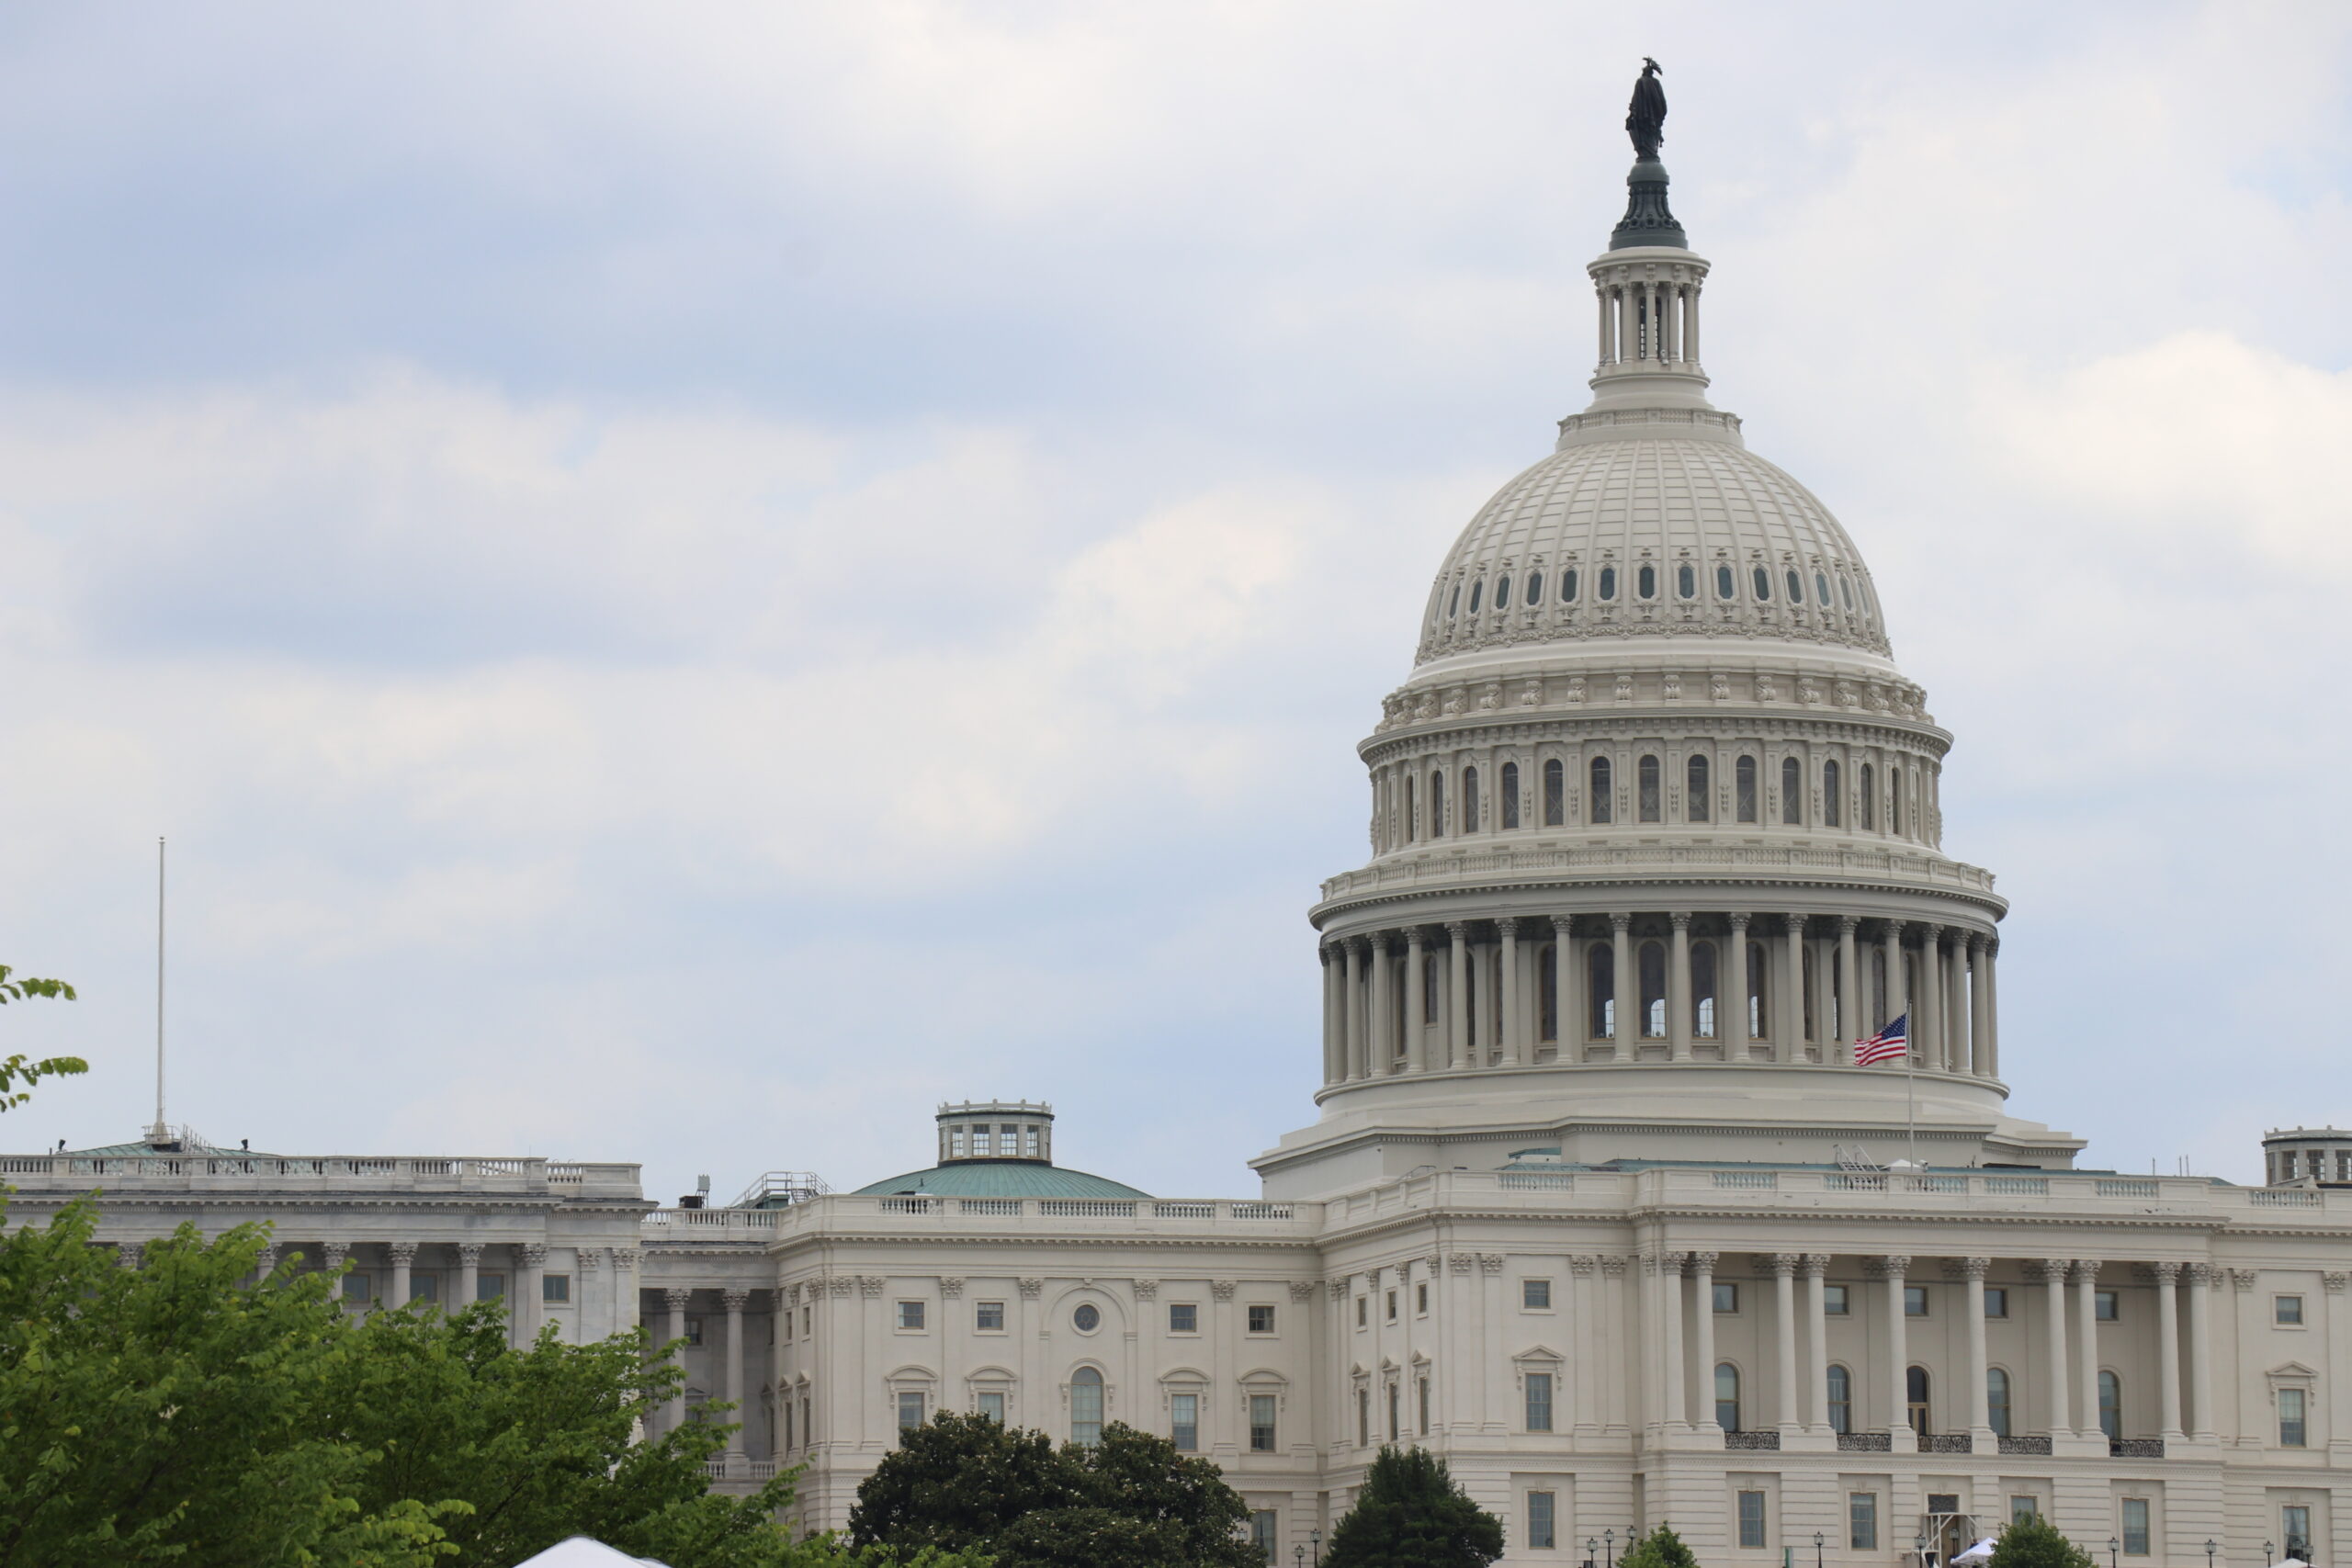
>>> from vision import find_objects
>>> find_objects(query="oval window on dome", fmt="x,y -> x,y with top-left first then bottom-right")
1678,563 -> 1697,599
1752,566 -> 1772,601
1525,571 -> 1543,605
1786,569 -> 1804,604
1637,564 -> 1657,599
1468,579 -> 1483,614
1838,575 -> 1854,610
1716,564 -> 1735,600
1815,570 -> 1831,606
1562,568 -> 1579,602
1449,584 -> 1461,618
1598,566 -> 1618,602
1495,574 -> 1511,608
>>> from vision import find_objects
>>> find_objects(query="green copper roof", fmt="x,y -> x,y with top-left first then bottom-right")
852,1161 -> 1148,1200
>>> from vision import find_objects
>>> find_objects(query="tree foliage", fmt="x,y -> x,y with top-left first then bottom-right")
1620,1524 -> 1701,1568
0,964 -> 83,1113
1990,1516 -> 2098,1568
848,1413 -> 1257,1568
0,1202 -> 978,1568
1322,1447 -> 1504,1568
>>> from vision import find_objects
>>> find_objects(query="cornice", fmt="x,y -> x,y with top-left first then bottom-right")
1312,874 -> 2006,928
1361,706 -> 1953,764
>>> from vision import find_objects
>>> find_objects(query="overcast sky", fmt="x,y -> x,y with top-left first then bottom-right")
2,2 -> 2347,1201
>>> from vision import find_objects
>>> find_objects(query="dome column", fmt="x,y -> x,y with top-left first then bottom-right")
1445,922 -> 1471,1070
1369,934 -> 1396,1077
1881,919 -> 1907,1038
1342,939 -> 1367,1082
1917,924 -> 1945,1072
1498,919 -> 1523,1067
1552,918 -> 1579,1066
1983,939 -> 2001,1077
1967,935 -> 1991,1078
1668,913 -> 1692,1061
1779,915 -> 1805,1063
1945,933 -> 1970,1074
1609,913 -> 1634,1060
1835,918 -> 1860,1064
1724,913 -> 1751,1057
1403,928 -> 1429,1073
1319,946 -> 1343,1087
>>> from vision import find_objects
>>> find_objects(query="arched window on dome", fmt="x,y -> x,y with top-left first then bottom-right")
1637,563 -> 1657,600
1429,771 -> 1446,839
1071,1366 -> 1104,1446
1687,754 -> 1711,821
1815,570 -> 1831,607
1859,763 -> 1875,830
1561,567 -> 1579,603
1691,940 -> 1718,1039
1525,571 -> 1543,605
1598,566 -> 1618,602
1543,759 -> 1565,826
1838,574 -> 1855,611
1500,761 -> 1521,829
1747,944 -> 1768,1040
1537,947 -> 1558,1043
1404,774 -> 1417,841
1588,942 -> 1614,1039
1678,562 -> 1698,600
1716,564 -> 1736,601
1752,565 -> 1772,601
1463,766 -> 1481,831
1589,757 -> 1613,824
1495,574 -> 1511,607
1786,568 -> 1804,604
1448,583 -> 1462,619
1637,755 -> 1662,822
1736,756 -> 1758,823
1468,579 -> 1484,614
1823,759 -> 1841,828
1639,941 -> 1667,1037
1781,757 -> 1803,825
1890,770 -> 1903,837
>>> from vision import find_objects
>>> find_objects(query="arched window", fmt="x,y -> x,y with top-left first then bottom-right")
1687,754 -> 1710,821
1588,942 -> 1614,1039
1890,771 -> 1904,836
1525,571 -> 1543,604
1747,943 -> 1768,1039
1906,1366 -> 1930,1437
1562,568 -> 1579,602
1500,761 -> 1521,829
1786,568 -> 1804,604
1538,947 -> 1558,1042
1403,775 -> 1416,842
1589,757 -> 1613,824
1637,563 -> 1657,599
1496,574 -> 1511,606
1430,771 -> 1447,838
1637,755 -> 1662,822
1691,941 -> 1718,1038
1716,563 -> 1736,600
1468,579 -> 1483,614
1781,757 -> 1803,825
1752,565 -> 1772,601
1987,1368 -> 2013,1438
1678,562 -> 1698,599
1860,763 -> 1875,829
1714,1363 -> 1741,1432
2098,1371 -> 2120,1440
1463,767 -> 1480,831
1543,759 -> 1565,826
1823,759 -> 1841,827
1735,757 -> 1758,822
1826,1364 -> 1852,1434
1598,566 -> 1619,602
1639,941 -> 1667,1037
1071,1366 -> 1104,1446
1448,583 -> 1461,618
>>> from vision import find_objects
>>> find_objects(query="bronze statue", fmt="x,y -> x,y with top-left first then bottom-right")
1626,57 -> 1666,159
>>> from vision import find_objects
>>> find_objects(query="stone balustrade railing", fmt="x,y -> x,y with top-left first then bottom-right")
1319,840 -> 1997,903
640,1195 -> 1317,1241
0,1153 -> 642,1199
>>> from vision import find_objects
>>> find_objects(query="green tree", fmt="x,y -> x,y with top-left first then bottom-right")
848,1416 -> 1257,1568
1989,1516 -> 2098,1568
1620,1524 -> 1701,1568
1322,1446 -> 1503,1568
0,964 -> 82,1112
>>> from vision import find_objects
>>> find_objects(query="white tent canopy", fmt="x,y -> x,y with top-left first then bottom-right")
509,1540 -> 673,1568
1952,1540 -> 1997,1564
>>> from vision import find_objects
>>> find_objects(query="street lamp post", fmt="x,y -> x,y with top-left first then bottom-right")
1607,1529 -> 1617,1568
1916,1533 -> 1929,1568
2206,1543 -> 2217,1568
1294,1548 -> 1305,1568
1815,1531 -> 1826,1568
1588,1539 -> 1600,1568
2109,1537 -> 2120,1568
2267,1543 -> 2276,1568
1310,1529 -> 1321,1567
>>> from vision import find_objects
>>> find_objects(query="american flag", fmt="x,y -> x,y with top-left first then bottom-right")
1854,1013 -> 1909,1066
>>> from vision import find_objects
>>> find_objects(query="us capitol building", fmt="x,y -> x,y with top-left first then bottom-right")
10,73 -> 2352,1568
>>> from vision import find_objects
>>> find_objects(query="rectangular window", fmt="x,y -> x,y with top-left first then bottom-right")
1524,1371 -> 1554,1432
1386,1291 -> 1397,1323
1417,1282 -> 1430,1315
897,1300 -> 925,1331
542,1273 -> 571,1303
1251,1510 -> 1279,1564
478,1271 -> 506,1302
1356,1296 -> 1369,1327
1023,1125 -> 1041,1157
799,1393 -> 809,1442
1824,1283 -> 1849,1315
1170,1393 -> 1199,1451
2096,1289 -> 2119,1322
1713,1281 -> 1739,1314
1984,1286 -> 2008,1318
2276,1294 -> 2305,1326
1849,1493 -> 1879,1551
682,1316 -> 704,1347
1248,1303 -> 1275,1334
1357,1387 -> 1370,1446
2120,1498 -> 2150,1556
976,1300 -> 1005,1331
2279,1386 -> 2307,1447
1169,1303 -> 1198,1334
411,1274 -> 440,1303
1905,1284 -> 1929,1316
1523,1279 -> 1553,1310
1250,1393 -> 1277,1452
978,1391 -> 1005,1424
971,1127 -> 990,1156
1418,1375 -> 1430,1435
1737,1491 -> 1767,1550
1387,1381 -> 1400,1439
802,1304 -> 811,1337
2011,1498 -> 2040,1526
784,1400 -> 795,1450
896,1391 -> 924,1432
2283,1506 -> 2312,1559
343,1271 -> 374,1303
1529,1491 -> 1558,1551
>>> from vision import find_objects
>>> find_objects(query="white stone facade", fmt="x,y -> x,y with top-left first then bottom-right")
13,116 -> 2352,1568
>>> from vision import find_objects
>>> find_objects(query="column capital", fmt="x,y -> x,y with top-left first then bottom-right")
1916,919 -> 1944,945
523,1244 -> 548,1268
2322,1271 -> 2347,1295
2150,1261 -> 2182,1284
940,1276 -> 967,1298
1688,1250 -> 1720,1272
1347,934 -> 1372,955
118,1240 -> 145,1269
1799,1253 -> 1831,1278
2070,1259 -> 2102,1282
722,1289 -> 750,1311
1725,910 -> 1752,931
1945,1257 -> 1991,1281
1495,917 -> 1520,939
664,1287 -> 695,1309
1882,918 -> 1907,938
458,1242 -> 484,1264
1669,911 -> 1691,931
1768,1253 -> 1803,1277
1319,942 -> 1340,965
1781,912 -> 1806,934
2029,1258 -> 2070,1282
1369,930 -> 1396,953
1862,1255 -> 1910,1280
1836,914 -> 1860,934
1443,920 -> 1473,940
322,1242 -> 350,1270
1609,911 -> 1633,933
1403,925 -> 1428,950
610,1248 -> 640,1272
2185,1262 -> 2220,1286
1968,931 -> 1989,955
1551,914 -> 1577,936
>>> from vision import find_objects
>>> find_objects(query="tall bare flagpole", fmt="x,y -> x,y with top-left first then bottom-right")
149,836 -> 167,1145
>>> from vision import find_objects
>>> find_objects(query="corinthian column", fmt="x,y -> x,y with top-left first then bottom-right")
388,1242 -> 415,1309
2154,1261 -> 2185,1439
2187,1263 -> 2216,1440
1915,923 -> 1943,1069
1404,928 -> 1429,1072
723,1289 -> 749,1457
1498,919 -> 1523,1067
1835,917 -> 1860,1060
1770,1254 -> 1800,1435
1690,1252 -> 1719,1431
1803,1255 -> 1832,1432
2073,1261 -> 2101,1436
1882,919 -> 1907,1032
1968,934 -> 1991,1077
1553,917 -> 1578,1060
1343,938 -> 1367,1081
1658,1251 -> 1688,1429
1445,922 -> 1471,1069
2033,1259 -> 2072,1434
458,1244 -> 481,1309
1869,1256 -> 1915,1451
1369,934 -> 1395,1077
664,1288 -> 693,1435
1780,914 -> 1805,1061
1610,913 -> 1634,1060
1983,938 -> 2001,1077
1668,913 -> 1693,1061
1320,945 -> 1343,1085
1725,913 -> 1751,1055
1957,1258 -> 1993,1440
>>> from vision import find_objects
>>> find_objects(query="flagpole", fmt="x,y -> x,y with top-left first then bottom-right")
1905,1045 -> 1917,1166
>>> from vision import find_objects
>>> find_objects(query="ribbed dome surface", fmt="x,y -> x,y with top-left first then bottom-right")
1415,436 -> 1892,666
